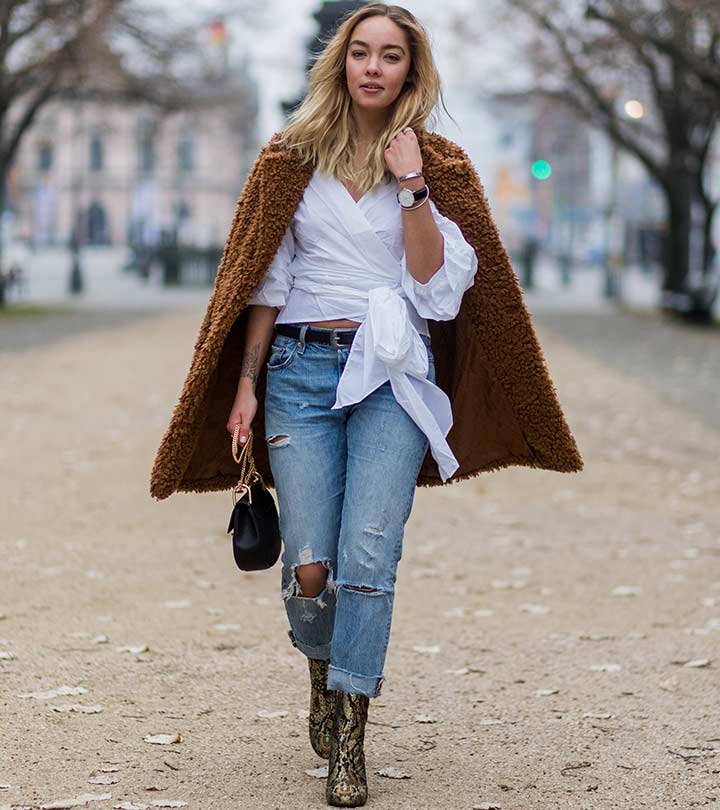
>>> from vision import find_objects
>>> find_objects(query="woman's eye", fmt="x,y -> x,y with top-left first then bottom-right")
351,51 -> 400,61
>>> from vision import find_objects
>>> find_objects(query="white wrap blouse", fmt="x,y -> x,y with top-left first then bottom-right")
247,167 -> 478,482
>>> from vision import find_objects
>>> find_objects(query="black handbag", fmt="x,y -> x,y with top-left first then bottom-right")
226,426 -> 282,571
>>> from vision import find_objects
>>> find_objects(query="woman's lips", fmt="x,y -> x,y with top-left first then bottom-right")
361,85 -> 383,93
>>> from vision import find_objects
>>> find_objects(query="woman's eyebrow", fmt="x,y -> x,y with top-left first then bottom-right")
349,39 -> 406,55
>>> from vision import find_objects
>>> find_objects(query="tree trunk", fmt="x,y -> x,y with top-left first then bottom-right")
661,168 -> 718,323
0,171 -> 6,309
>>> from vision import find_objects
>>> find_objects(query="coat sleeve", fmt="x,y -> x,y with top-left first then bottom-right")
246,223 -> 296,307
399,197 -> 478,321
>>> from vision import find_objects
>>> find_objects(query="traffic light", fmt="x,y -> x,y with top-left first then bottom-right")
531,160 -> 552,180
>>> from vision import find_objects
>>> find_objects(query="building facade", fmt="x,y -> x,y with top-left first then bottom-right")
8,81 -> 259,250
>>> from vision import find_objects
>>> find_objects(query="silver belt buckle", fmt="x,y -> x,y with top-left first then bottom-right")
328,329 -> 343,349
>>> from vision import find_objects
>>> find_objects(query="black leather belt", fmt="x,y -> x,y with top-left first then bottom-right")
275,323 -> 358,349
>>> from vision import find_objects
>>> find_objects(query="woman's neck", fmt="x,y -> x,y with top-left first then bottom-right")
351,105 -> 387,145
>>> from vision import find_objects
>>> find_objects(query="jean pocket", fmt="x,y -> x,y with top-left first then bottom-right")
267,335 -> 300,371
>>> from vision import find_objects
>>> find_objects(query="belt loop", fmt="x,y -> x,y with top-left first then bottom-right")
298,323 -> 309,352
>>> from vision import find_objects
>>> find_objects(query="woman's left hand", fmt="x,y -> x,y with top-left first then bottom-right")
384,127 -> 423,180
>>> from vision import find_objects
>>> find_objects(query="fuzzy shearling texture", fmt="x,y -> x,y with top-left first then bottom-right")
149,128 -> 584,501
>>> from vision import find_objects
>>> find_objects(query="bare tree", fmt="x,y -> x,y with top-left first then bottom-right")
502,0 -> 719,322
0,0 -> 256,305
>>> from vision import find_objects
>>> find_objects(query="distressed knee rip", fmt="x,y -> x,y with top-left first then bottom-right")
268,434 -> 290,447
282,546 -> 335,612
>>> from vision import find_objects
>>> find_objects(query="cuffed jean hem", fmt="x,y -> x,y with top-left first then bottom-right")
326,664 -> 384,698
287,628 -> 331,661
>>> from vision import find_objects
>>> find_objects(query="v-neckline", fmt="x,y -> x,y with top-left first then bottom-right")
339,178 -> 371,206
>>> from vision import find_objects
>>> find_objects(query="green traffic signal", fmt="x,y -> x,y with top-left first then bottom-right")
531,160 -> 552,180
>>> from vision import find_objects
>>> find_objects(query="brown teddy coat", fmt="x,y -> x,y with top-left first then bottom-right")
149,128 -> 583,500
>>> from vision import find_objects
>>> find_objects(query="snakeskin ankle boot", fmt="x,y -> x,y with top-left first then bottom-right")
326,689 -> 370,807
308,656 -> 337,759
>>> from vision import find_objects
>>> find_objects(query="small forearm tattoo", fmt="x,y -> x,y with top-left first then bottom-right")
240,341 -> 261,387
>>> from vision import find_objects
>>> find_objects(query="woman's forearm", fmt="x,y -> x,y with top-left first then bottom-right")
237,304 -> 279,393
400,175 -> 444,284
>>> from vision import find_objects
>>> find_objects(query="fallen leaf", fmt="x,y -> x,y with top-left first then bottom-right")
194,579 -> 213,589
114,645 -> 149,654
611,585 -> 641,597
518,603 -> 550,615
376,767 -> 411,779
40,794 -> 112,809
535,688 -> 559,696
18,686 -> 88,700
304,766 -> 328,778
143,734 -> 182,745
88,776 -> 118,786
412,644 -> 440,654
684,658 -> 711,668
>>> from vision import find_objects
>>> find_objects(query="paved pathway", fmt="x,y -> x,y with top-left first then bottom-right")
1,302 -> 718,809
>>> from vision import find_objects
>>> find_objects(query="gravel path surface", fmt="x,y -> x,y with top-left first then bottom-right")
532,307 -> 720,431
1,305 -> 718,810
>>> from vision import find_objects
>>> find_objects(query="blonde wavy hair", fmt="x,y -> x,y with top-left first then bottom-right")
274,3 -> 456,197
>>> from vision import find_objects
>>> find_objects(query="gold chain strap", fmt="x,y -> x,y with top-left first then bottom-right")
231,426 -> 263,505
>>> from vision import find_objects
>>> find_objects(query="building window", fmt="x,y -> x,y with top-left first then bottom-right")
37,141 -> 53,172
87,201 -> 110,244
90,135 -> 104,172
137,118 -> 157,176
177,134 -> 195,174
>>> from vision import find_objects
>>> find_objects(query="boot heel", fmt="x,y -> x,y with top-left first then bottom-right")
308,657 -> 336,759
326,689 -> 370,807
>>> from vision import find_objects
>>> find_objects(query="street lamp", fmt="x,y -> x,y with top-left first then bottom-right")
68,90 -> 85,295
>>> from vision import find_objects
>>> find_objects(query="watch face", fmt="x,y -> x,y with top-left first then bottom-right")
398,188 -> 415,206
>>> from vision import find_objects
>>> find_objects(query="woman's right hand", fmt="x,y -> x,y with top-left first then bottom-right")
227,389 -> 258,446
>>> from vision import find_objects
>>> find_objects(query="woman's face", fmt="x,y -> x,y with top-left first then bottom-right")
344,16 -> 411,116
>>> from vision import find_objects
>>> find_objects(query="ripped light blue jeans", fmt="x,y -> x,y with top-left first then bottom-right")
264,322 -> 435,698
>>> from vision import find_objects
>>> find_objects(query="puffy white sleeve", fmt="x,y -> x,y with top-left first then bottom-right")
399,198 -> 478,321
246,224 -> 296,307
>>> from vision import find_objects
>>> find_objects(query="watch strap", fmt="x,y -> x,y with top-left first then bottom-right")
397,183 -> 430,208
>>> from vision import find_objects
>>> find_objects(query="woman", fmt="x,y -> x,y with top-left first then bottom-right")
232,6 -> 480,805
150,4 -> 583,807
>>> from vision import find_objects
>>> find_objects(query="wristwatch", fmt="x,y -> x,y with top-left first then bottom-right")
397,184 -> 430,208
